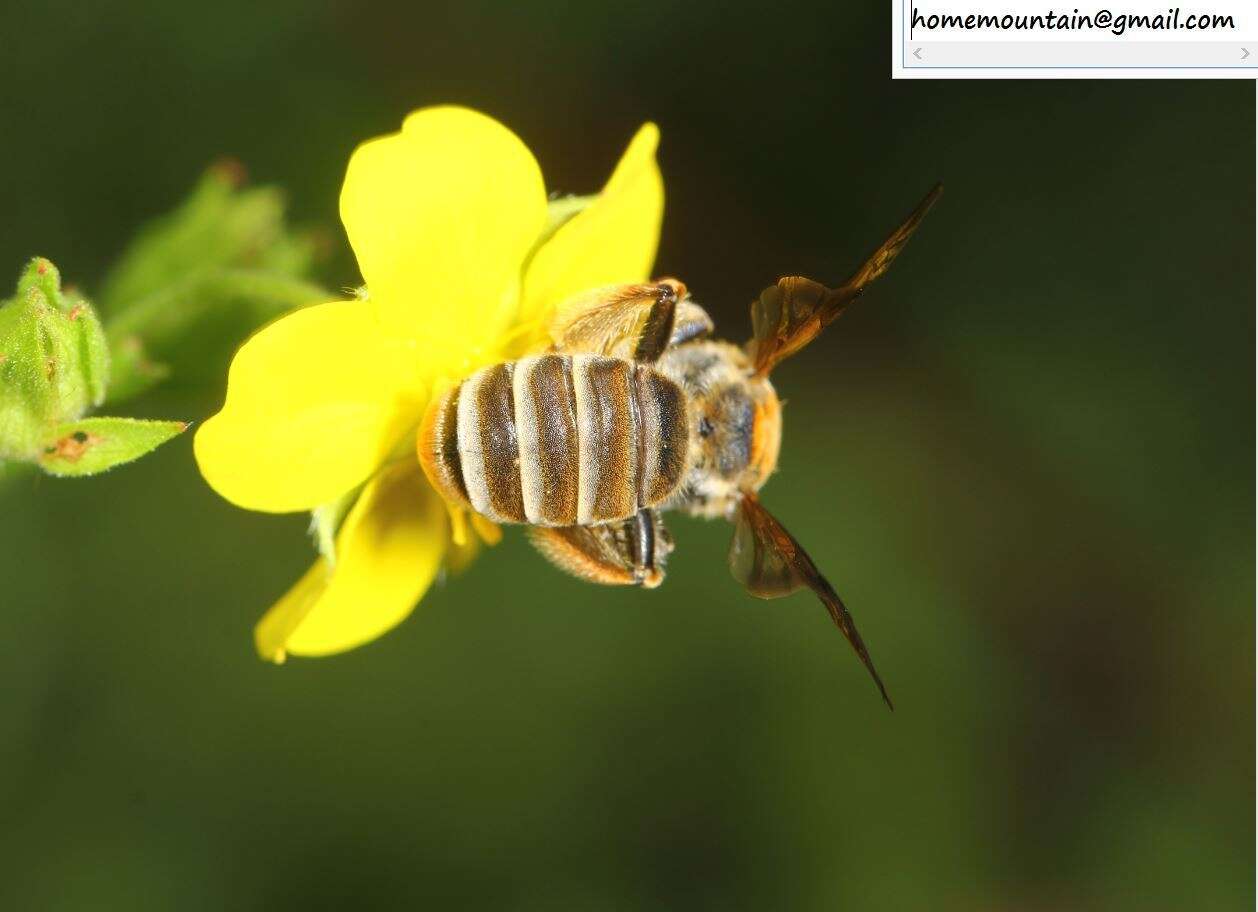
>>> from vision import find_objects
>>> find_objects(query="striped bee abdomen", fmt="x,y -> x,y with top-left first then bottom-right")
418,353 -> 690,527
516,353 -> 579,524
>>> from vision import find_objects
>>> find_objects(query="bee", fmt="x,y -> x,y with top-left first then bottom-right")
419,185 -> 941,707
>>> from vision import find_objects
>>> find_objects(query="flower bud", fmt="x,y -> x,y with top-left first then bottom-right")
0,257 -> 110,462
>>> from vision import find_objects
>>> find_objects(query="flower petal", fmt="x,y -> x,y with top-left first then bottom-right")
340,106 -> 548,364
195,300 -> 424,513
255,460 -> 448,661
520,123 -> 664,328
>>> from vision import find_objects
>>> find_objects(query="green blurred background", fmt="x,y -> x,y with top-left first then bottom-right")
1,1 -> 1253,909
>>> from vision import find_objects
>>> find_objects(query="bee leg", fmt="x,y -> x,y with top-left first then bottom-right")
668,301 -> 715,348
527,511 -> 671,589
550,279 -> 707,360
627,509 -> 663,588
615,509 -> 672,588
631,280 -> 681,363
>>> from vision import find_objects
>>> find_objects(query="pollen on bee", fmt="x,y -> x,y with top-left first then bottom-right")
447,504 -> 469,547
470,512 -> 502,546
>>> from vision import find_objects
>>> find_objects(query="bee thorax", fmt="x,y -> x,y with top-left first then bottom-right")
657,340 -> 782,519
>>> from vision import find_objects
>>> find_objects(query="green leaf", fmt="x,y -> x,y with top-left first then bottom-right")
38,416 -> 188,477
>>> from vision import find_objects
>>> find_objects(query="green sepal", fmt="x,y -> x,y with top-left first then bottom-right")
15,257 -> 65,310
37,416 -> 188,477
514,194 -> 596,290
69,289 -> 110,407
0,288 -> 51,458
308,482 -> 364,565
541,194 -> 595,241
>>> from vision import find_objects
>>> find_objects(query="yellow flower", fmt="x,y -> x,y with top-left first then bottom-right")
194,106 -> 663,662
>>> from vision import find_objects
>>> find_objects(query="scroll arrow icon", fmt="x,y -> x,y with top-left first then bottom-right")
1243,48 -> 1251,60
913,47 -> 923,60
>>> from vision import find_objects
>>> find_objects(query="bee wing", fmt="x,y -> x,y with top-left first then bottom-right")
750,183 -> 942,375
729,493 -> 893,709
550,279 -> 709,362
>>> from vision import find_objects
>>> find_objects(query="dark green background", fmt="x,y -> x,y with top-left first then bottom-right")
1,1 -> 1253,909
